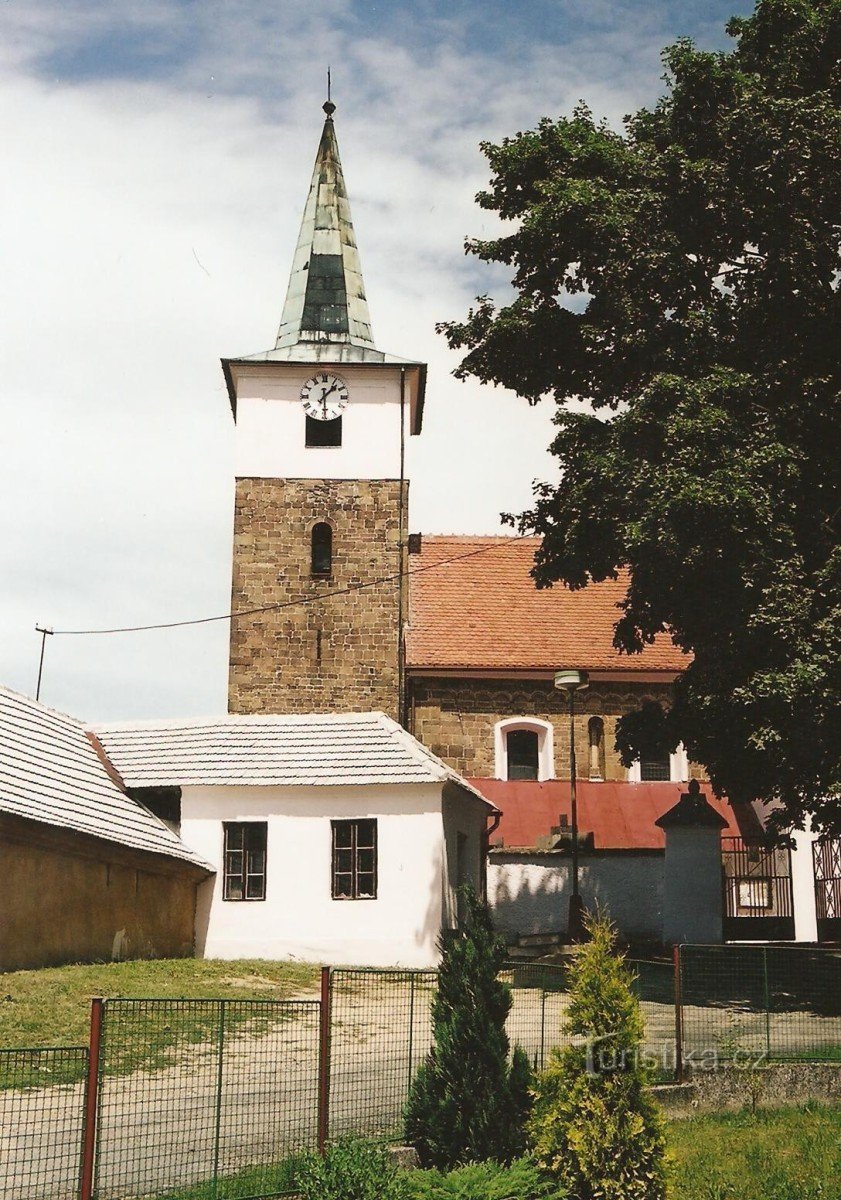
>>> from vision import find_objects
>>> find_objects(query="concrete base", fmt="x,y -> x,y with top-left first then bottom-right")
652,1063 -> 841,1117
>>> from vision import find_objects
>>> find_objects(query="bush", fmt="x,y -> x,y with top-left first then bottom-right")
406,1156 -> 568,1199
405,886 -> 532,1169
529,913 -> 665,1200
295,1138 -> 410,1200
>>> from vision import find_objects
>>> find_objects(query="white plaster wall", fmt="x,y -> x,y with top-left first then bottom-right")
791,821 -> 819,942
662,826 -> 722,945
184,782 -> 445,968
488,853 -> 664,941
234,365 -> 405,480
441,786 -> 488,927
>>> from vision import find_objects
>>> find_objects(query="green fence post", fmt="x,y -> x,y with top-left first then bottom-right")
407,973 -> 416,1106
211,1000 -> 226,1197
539,988 -> 547,1071
762,947 -> 771,1059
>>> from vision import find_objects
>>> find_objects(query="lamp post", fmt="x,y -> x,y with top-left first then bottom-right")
554,669 -> 590,942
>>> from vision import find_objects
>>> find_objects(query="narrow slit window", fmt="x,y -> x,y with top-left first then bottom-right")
507,729 -> 539,780
306,415 -> 342,447
311,523 -> 333,577
223,822 -> 267,901
332,819 -> 377,900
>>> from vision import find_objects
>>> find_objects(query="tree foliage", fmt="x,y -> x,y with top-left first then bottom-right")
405,887 -> 532,1169
441,0 -> 841,830
529,915 -> 665,1199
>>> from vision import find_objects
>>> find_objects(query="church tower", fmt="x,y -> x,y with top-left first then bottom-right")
223,101 -> 426,720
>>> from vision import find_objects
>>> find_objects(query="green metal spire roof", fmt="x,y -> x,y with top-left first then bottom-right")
221,102 -> 427,430
276,101 -> 375,354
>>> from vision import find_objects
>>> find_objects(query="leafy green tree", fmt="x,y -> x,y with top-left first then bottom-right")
529,915 -> 665,1199
441,0 -> 841,832
405,887 -> 532,1169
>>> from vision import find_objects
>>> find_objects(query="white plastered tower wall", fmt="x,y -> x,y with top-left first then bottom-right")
231,363 -> 407,482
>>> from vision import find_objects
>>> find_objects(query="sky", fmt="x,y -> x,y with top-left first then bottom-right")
1,0 -> 754,721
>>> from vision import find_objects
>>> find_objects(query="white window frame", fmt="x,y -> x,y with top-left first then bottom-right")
494,718 -> 555,782
627,743 -> 689,783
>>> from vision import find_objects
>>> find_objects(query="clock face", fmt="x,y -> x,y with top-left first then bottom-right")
301,373 -> 349,421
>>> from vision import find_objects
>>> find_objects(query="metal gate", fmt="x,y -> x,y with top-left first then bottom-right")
722,837 -> 795,941
814,838 -> 841,943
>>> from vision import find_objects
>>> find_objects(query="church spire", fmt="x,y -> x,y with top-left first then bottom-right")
275,100 -> 376,352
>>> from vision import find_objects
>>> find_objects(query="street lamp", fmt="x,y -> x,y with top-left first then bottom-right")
554,669 -> 590,942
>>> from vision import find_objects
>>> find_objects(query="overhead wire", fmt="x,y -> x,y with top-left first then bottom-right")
46,533 -> 536,637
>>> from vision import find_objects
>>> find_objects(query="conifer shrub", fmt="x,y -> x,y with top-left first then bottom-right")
405,886 -> 532,1169
529,913 -> 665,1199
405,1155 -> 567,1199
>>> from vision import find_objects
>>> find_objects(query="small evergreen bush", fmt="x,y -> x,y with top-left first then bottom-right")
405,1156 -> 567,1199
295,1138 -> 410,1200
529,913 -> 666,1200
405,886 -> 532,1169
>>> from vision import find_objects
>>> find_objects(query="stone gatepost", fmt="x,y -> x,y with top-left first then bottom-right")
656,779 -> 728,946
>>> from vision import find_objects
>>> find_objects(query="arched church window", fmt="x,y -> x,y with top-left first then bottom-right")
506,730 -> 539,780
311,522 -> 333,577
588,717 -> 605,781
494,718 -> 555,781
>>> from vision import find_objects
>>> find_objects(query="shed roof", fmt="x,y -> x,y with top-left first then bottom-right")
92,711 -> 495,806
472,778 -> 761,852
407,536 -> 689,674
0,686 -> 210,870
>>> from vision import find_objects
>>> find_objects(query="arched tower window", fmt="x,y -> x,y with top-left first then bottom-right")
494,718 -> 555,782
588,717 -> 605,781
311,522 -> 333,577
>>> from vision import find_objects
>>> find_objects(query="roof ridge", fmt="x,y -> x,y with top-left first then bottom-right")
89,711 -> 384,733
0,683 -> 85,728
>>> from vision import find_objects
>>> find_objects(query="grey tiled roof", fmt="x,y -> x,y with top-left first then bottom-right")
91,712 -> 494,805
0,686 -> 210,869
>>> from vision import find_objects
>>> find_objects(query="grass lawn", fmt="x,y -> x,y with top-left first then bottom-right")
667,1104 -> 841,1199
151,1105 -> 841,1199
0,958 -> 320,1049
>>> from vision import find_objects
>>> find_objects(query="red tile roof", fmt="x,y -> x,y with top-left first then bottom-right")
407,536 -> 688,673
471,779 -> 762,851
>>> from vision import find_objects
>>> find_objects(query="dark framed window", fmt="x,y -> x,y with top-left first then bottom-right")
640,755 -> 671,781
332,819 -> 377,900
306,415 -> 342,447
507,729 -> 539,780
223,822 -> 267,901
311,522 -> 333,576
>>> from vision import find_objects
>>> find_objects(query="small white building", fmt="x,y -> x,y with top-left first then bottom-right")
93,711 -> 497,968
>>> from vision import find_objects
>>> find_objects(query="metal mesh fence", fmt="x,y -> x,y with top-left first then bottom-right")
95,998 -> 321,1200
0,1046 -> 88,1200
679,944 -> 841,1067
329,968 -> 437,1141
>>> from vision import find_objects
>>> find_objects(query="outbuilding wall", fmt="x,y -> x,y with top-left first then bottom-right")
186,783 -> 447,968
0,817 -> 199,971
488,850 -> 664,942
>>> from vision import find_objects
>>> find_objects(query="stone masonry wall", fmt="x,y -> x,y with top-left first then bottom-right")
228,477 -> 407,718
409,677 -> 706,781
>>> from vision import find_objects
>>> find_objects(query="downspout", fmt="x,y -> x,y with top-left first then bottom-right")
397,367 -> 408,728
482,809 -> 502,902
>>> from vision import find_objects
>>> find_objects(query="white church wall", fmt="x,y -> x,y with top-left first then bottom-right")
488,852 -> 664,942
234,365 -> 405,480
186,781 -> 445,968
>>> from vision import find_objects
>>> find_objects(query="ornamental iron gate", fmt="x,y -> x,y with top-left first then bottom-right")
813,838 -> 841,943
722,836 -> 795,941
